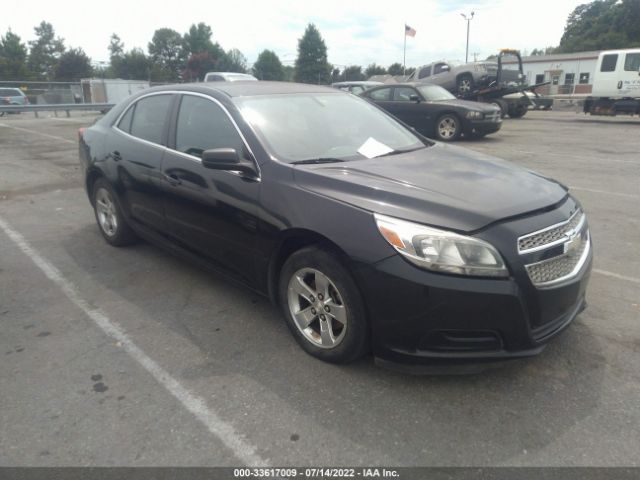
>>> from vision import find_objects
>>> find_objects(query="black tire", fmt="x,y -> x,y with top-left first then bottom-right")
92,178 -> 138,247
457,74 -> 475,96
278,245 -> 369,364
508,104 -> 527,118
434,113 -> 462,142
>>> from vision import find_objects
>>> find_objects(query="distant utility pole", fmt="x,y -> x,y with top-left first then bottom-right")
461,11 -> 475,64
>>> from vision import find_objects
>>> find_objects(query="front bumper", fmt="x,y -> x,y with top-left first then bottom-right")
351,203 -> 592,368
463,117 -> 503,136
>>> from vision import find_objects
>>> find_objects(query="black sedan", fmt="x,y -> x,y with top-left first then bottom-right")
360,83 -> 502,141
79,82 -> 591,369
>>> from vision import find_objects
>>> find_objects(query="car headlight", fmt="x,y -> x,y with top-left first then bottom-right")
466,111 -> 485,120
374,214 -> 508,278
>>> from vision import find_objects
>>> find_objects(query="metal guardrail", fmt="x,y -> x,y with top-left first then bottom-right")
0,103 -> 114,118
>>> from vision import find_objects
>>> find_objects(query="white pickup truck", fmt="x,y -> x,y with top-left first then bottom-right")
583,48 -> 640,116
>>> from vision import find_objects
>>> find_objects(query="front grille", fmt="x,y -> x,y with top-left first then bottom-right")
525,230 -> 590,287
518,209 -> 583,253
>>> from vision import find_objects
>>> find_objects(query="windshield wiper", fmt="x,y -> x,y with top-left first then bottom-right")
290,158 -> 346,165
377,146 -> 427,158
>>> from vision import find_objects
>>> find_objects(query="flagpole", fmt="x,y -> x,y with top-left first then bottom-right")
403,24 -> 406,76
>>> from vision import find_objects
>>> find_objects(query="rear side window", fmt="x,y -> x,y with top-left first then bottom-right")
175,95 -> 244,158
600,54 -> 618,72
624,53 -> 640,72
129,94 -> 172,145
418,66 -> 431,79
117,105 -> 135,133
369,88 -> 391,101
0,88 -> 21,96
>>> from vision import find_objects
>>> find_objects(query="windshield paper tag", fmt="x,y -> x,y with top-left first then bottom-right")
357,137 -> 394,159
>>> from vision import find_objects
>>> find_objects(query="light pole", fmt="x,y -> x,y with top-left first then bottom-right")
461,11 -> 474,64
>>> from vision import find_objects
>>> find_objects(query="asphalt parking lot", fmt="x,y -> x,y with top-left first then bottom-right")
1,109 -> 639,467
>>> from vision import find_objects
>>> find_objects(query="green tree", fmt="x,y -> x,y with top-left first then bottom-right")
365,63 -> 387,78
148,28 -> 186,81
387,62 -> 403,76
183,52 -> 217,81
558,0 -> 640,52
27,21 -> 65,79
217,48 -> 247,73
343,65 -> 364,81
0,30 -> 28,80
294,23 -> 330,84
55,48 -> 92,80
330,66 -> 341,83
283,65 -> 295,82
108,33 -> 124,59
114,48 -> 150,80
183,23 -> 224,59
252,49 -> 284,80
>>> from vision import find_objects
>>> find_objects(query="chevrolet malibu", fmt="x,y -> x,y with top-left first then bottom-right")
78,82 -> 592,368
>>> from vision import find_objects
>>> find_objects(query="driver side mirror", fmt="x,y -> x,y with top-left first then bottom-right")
409,94 -> 421,102
441,65 -> 450,72
201,148 -> 257,177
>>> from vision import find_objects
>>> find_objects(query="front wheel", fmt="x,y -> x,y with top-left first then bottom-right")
279,246 -> 369,364
508,104 -> 527,118
434,114 -> 461,141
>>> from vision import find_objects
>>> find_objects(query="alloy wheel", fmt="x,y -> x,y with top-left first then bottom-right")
95,188 -> 119,237
438,117 -> 458,140
287,268 -> 347,349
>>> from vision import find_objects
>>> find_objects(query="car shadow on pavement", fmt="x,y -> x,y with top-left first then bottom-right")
63,224 -> 606,465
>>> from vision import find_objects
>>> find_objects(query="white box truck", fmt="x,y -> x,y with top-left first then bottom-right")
583,49 -> 640,116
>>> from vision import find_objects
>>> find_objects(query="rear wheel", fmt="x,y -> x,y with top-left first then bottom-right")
92,178 -> 138,246
457,74 -> 475,96
434,114 -> 461,141
279,246 -> 369,364
508,104 -> 527,118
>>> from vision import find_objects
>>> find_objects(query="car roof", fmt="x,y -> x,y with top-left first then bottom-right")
149,81 -> 340,98
331,81 -> 382,87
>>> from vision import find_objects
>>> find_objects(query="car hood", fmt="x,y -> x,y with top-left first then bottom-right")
429,99 -> 499,112
293,143 -> 567,232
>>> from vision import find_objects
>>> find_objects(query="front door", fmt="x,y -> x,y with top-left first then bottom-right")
160,93 -> 261,286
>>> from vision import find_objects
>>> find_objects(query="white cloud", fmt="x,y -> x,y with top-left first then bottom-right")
1,0 -> 583,70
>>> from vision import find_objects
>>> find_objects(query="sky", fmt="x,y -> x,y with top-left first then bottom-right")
1,0 -> 587,69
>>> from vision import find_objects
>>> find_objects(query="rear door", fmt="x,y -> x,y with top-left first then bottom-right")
109,93 -> 174,232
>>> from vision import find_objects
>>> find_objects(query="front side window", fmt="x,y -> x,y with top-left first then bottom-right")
175,95 -> 244,158
393,87 -> 418,101
624,53 -> 640,72
369,88 -> 391,100
433,63 -> 449,75
601,54 -> 618,72
129,94 -> 172,145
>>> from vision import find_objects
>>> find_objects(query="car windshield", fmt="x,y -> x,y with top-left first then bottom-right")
234,92 -> 426,162
416,85 -> 456,101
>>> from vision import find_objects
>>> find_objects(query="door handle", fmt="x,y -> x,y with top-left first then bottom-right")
163,173 -> 182,186
111,150 -> 122,161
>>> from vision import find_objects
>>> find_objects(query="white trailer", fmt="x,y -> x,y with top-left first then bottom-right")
583,49 -> 640,116
81,79 -> 150,105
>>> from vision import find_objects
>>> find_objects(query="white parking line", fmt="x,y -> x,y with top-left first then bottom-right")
568,186 -> 639,199
0,123 -> 75,144
0,215 -> 267,467
593,269 -> 640,285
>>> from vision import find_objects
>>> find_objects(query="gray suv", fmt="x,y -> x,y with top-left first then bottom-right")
407,61 -> 498,95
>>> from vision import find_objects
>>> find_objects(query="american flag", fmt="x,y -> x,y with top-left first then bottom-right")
405,24 -> 416,37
